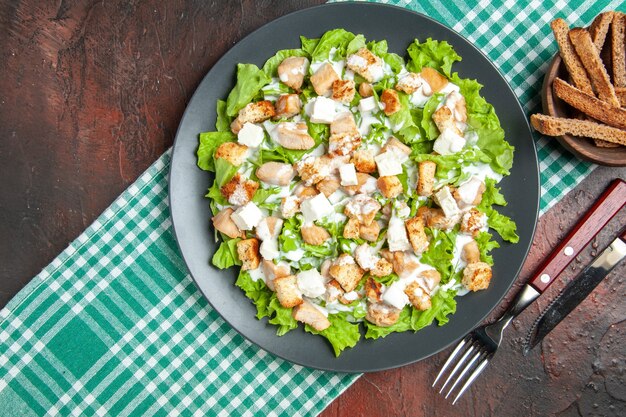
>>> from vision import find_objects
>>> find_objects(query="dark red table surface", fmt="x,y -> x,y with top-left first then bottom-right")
1,1 -> 625,416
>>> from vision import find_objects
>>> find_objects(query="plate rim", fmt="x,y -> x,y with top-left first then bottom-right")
168,1 -> 540,372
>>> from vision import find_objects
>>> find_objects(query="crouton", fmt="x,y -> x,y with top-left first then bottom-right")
343,218 -> 361,239
344,195 -> 381,226
462,240 -> 480,264
262,260 -> 290,291
256,162 -> 295,186
281,195 -> 300,218
274,275 -> 303,308
359,82 -> 374,97
417,161 -> 436,197
214,142 -> 249,166
330,112 -> 358,136
295,155 -> 331,185
295,185 -> 319,198
316,177 -> 340,197
301,224 -> 331,246
274,94 -> 302,120
371,259 -> 393,278
405,282 -> 431,311
432,106 -> 463,136
395,72 -> 425,94
329,254 -> 364,292
420,269 -> 441,291
212,208 -> 244,239
220,173 -> 259,206
405,215 -> 429,254
274,122 -> 315,150
366,303 -> 401,327
231,101 -> 276,134
461,208 -> 487,237
359,221 -> 380,242
310,63 -> 340,96
277,56 -> 308,91
328,132 -> 362,157
332,79 -> 356,103
292,300 -> 331,331
382,137 -> 412,157
462,262 -> 492,291
377,175 -> 403,198
364,277 -> 382,303
236,238 -> 261,271
351,150 -> 376,173
420,67 -> 449,93
380,89 -> 401,115
343,173 -> 377,196
346,48 -> 384,82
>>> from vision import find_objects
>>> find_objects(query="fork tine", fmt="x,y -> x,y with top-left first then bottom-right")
432,337 -> 467,387
444,349 -> 482,399
451,356 -> 490,405
438,341 -> 476,394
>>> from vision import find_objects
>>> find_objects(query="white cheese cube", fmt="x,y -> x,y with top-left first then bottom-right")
309,96 -> 337,124
300,193 -> 333,224
374,151 -> 403,177
237,122 -> 265,147
296,269 -> 326,298
387,216 -> 411,252
339,163 -> 358,186
382,281 -> 410,309
433,128 -> 466,155
259,239 -> 279,260
358,96 -> 377,113
434,186 -> 460,218
230,202 -> 263,231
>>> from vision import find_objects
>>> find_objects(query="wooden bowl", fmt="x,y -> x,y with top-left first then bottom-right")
542,54 -> 626,166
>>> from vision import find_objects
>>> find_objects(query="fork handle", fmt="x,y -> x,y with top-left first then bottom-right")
529,179 -> 626,293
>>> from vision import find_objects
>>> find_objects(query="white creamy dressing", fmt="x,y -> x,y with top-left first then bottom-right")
451,233 -> 475,272
249,267 -> 266,282
463,162 -> 503,183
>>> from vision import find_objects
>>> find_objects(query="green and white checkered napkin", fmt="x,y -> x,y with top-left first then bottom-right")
1,0 -> 620,415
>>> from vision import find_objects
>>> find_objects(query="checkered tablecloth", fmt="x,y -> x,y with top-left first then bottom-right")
1,0 -> 620,416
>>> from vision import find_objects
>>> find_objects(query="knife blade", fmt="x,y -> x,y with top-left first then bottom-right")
524,231 -> 626,353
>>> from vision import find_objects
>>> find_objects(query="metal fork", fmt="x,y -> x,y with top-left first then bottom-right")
432,284 -> 540,404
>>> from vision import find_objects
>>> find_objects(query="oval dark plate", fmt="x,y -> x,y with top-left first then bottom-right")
169,2 -> 539,372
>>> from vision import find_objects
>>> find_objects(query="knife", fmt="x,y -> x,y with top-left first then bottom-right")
524,229 -> 626,352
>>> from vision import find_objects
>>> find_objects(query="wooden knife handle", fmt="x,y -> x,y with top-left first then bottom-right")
529,179 -> 626,293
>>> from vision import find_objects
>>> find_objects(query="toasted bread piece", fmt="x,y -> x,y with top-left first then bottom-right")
380,89 -> 401,115
214,142 -> 248,166
594,138 -> 621,148
274,275 -> 303,308
531,114 -> 626,145
405,215 -> 429,254
553,78 -> 626,129
405,281 -> 431,311
615,87 -> 626,107
332,79 -> 356,104
292,300 -> 331,331
569,28 -> 620,106
417,160 -> 437,197
462,262 -> 492,291
377,175 -> 403,198
359,221 -> 380,242
589,11 -> 615,50
612,12 -> 626,87
230,101 -> 276,134
236,238 -> 261,271
343,218 -> 360,239
220,173 -> 259,206
551,19 -> 594,95
329,254 -> 364,292
351,149 -> 377,173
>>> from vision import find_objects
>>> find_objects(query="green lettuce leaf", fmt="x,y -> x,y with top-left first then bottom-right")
388,92 -> 421,142
212,237 -> 241,269
309,28 -> 356,62
300,36 -> 319,56
421,227 -> 458,282
488,210 -> 519,243
305,312 -> 361,356
410,289 -> 457,330
262,49 -> 308,77
406,38 -> 461,77
235,270 -> 272,318
267,296 -> 299,336
367,39 -> 405,74
197,132 -> 235,171
346,34 -> 366,56
214,158 -> 239,188
226,63 -> 271,117
412,148 -> 491,183
215,100 -> 231,132
475,231 -> 500,265
478,178 -> 507,210
420,94 -> 444,140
